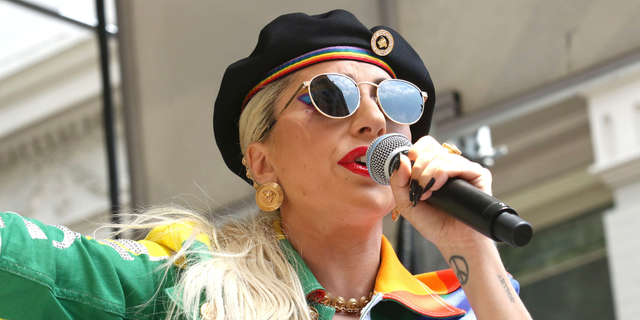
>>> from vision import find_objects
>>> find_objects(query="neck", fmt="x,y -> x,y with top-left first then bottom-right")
280,205 -> 383,301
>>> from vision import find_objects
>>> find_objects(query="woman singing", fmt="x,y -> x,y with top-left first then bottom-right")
0,10 -> 531,320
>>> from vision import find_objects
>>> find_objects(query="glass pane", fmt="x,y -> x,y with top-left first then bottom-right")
378,81 -> 422,124
500,206 -> 614,320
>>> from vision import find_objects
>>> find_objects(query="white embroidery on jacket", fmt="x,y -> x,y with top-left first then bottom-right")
95,239 -> 134,260
21,217 -> 47,240
52,225 -> 81,249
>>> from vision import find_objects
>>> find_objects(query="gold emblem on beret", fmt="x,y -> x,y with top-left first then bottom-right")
371,29 -> 394,56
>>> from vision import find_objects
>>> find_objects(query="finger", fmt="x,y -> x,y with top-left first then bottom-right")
414,151 -> 473,196
452,161 -> 493,195
418,159 -> 493,201
407,136 -> 441,160
389,154 -> 413,208
429,161 -> 464,191
409,148 -> 441,181
415,157 -> 461,202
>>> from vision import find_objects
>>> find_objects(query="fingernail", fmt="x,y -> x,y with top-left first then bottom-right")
392,157 -> 401,173
413,185 -> 423,207
424,178 -> 436,193
409,179 -> 418,202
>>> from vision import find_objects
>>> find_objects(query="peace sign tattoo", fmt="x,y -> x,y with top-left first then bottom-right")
448,255 -> 469,285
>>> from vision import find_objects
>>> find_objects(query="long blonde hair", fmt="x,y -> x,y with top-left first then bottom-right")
127,76 -> 312,319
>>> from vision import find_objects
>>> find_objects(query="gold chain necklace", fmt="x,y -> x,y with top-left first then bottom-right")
316,291 -> 374,314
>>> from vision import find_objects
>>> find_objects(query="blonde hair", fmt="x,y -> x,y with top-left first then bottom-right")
126,77 -> 312,319
239,75 -> 294,150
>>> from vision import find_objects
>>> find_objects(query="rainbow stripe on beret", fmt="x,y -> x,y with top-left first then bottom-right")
241,46 -> 396,110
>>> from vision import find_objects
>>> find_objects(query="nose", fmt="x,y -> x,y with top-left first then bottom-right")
349,85 -> 387,138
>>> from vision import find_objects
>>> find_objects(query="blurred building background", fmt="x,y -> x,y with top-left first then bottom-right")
2,1 -> 640,319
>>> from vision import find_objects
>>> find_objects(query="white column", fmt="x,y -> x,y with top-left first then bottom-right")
586,75 -> 640,320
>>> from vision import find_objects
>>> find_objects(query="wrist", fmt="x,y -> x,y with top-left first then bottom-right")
438,237 -> 502,275
435,229 -> 496,258
437,238 -> 531,319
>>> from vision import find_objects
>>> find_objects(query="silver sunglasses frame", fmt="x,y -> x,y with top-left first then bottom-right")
259,73 -> 428,140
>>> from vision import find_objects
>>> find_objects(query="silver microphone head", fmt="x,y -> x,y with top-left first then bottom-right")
366,133 -> 412,185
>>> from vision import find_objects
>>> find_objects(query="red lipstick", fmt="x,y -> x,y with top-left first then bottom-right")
338,146 -> 370,177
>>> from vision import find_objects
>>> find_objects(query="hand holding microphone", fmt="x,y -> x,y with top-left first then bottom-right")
366,133 -> 532,248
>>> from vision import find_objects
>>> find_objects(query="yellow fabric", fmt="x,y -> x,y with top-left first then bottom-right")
141,222 -> 213,267
144,222 -> 211,252
414,270 -> 460,295
375,236 -> 438,296
273,219 -> 287,240
137,239 -> 173,258
88,223 -> 212,268
374,236 -> 465,318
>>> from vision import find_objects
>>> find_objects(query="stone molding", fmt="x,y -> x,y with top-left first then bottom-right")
0,28 -> 126,231
590,151 -> 640,189
0,34 -> 121,173
586,72 -> 640,189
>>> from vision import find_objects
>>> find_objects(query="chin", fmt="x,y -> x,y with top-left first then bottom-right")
350,195 -> 395,217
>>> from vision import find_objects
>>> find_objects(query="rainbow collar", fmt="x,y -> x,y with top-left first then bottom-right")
273,220 -> 470,319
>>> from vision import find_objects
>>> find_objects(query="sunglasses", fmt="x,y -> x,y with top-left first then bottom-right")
259,73 -> 427,139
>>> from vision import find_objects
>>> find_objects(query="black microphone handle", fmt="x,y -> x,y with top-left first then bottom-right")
425,178 -> 532,248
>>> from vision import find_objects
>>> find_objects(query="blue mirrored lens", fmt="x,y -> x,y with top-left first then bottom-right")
378,80 -> 423,124
310,75 -> 359,117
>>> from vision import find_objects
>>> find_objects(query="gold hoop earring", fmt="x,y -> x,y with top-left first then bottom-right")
256,182 -> 283,211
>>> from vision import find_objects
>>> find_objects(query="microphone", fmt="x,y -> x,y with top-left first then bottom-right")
366,133 -> 532,248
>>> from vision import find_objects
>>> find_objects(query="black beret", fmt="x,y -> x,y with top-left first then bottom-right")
213,9 -> 435,185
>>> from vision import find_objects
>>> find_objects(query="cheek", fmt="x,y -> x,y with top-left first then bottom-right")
270,122 -> 321,168
275,110 -> 335,147
387,122 -> 412,138
304,108 -> 317,122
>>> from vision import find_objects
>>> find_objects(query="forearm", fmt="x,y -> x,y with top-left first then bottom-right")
439,238 -> 532,320
390,137 -> 531,318
0,212 -> 171,319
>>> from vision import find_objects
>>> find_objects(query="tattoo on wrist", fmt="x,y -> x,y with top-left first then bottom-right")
498,275 -> 516,303
448,255 -> 469,285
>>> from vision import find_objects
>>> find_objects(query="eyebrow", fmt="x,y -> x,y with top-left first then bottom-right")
372,77 -> 388,85
343,72 -> 389,85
